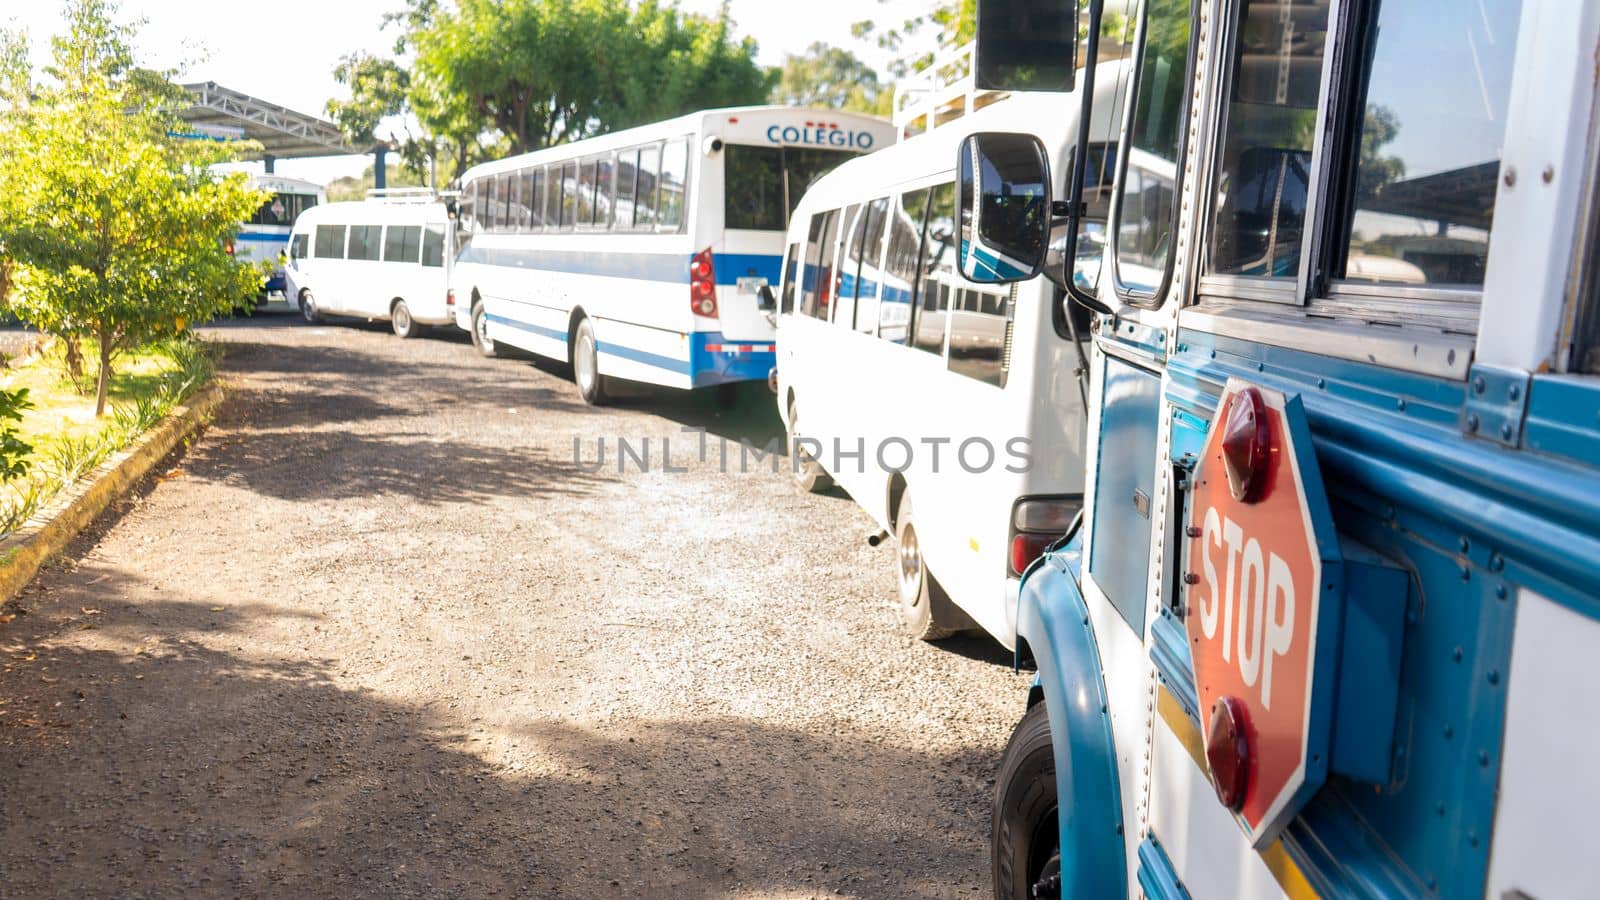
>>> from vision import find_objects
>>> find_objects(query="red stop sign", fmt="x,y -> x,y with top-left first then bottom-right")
1185,380 -> 1341,847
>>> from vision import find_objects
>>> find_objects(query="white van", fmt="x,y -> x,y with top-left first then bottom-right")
774,84 -> 1121,647
284,196 -> 453,337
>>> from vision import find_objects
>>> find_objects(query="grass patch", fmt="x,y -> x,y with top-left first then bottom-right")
0,336 -> 215,537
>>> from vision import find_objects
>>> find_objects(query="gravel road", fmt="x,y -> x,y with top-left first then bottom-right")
0,314 -> 1029,898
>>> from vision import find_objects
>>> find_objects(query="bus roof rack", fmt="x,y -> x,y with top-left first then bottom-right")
365,187 -> 440,204
891,43 -> 1011,140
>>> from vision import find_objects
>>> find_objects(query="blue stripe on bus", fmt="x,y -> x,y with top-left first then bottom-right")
460,245 -> 781,287
711,253 -> 781,286
484,312 -> 770,386
239,231 -> 291,243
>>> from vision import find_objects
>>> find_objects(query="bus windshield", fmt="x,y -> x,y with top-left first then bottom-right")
250,193 -> 319,227
725,145 -> 855,231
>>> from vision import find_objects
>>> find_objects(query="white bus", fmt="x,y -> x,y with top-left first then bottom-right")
774,87 -> 1121,645
283,194 -> 453,337
449,106 -> 897,404
239,174 -> 324,307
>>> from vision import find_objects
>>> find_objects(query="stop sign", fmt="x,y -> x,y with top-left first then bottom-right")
1185,379 -> 1343,848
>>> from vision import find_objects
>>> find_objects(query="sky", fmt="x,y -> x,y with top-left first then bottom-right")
5,0 -> 935,184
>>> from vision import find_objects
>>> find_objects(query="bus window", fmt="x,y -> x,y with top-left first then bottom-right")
659,137 -> 688,229
542,167 -> 559,230
1208,0 -> 1329,280
576,159 -> 596,225
833,203 -> 864,328
636,143 -> 661,227
289,233 -> 308,261
852,197 -> 889,334
422,226 -> 445,268
314,224 -> 346,259
615,149 -> 639,229
725,145 -> 785,230
1332,0 -> 1520,288
566,161 -> 585,229
880,188 -> 932,344
460,181 -> 477,233
914,183 -> 957,356
507,173 -> 523,232
383,225 -> 422,264
595,155 -> 614,228
528,169 -> 545,229
1112,0 -> 1192,299
780,242 -> 800,314
948,282 -> 1010,387
347,224 -> 382,261
801,209 -> 839,320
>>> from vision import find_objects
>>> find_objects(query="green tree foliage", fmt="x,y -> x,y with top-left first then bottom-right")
333,0 -> 774,176
0,388 -> 33,483
0,0 -> 266,417
770,42 -> 890,116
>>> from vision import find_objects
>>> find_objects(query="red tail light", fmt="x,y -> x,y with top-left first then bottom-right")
225,241 -> 235,257
1010,533 -> 1056,576
446,288 -> 456,308
1007,498 -> 1081,576
690,248 -> 718,318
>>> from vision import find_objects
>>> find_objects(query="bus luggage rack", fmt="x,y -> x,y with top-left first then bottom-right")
366,187 -> 441,204
892,43 -> 1012,139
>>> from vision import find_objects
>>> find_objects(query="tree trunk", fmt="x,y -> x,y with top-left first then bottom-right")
64,338 -> 84,384
94,331 -> 112,418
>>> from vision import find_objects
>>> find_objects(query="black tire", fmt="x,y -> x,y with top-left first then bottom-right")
572,316 -> 609,406
993,702 -> 1061,899
299,290 -> 322,324
894,495 -> 955,641
786,399 -> 833,494
391,300 -> 422,339
470,301 -> 499,358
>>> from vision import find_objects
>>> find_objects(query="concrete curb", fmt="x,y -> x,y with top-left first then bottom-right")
0,381 -> 225,605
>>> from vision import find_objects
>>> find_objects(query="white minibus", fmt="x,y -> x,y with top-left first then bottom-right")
239,174 -> 324,308
284,195 -> 453,338
449,106 -> 897,404
774,86 -> 1121,646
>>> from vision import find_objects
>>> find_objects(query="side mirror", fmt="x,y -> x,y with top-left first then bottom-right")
958,133 -> 1052,285
756,283 -> 777,312
975,0 -> 1080,93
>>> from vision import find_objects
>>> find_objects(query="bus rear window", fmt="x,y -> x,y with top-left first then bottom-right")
725,145 -> 855,231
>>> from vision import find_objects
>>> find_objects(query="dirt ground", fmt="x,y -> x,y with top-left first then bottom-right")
0,315 -> 1030,898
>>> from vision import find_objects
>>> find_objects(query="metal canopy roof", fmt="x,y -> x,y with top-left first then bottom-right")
179,82 -> 366,159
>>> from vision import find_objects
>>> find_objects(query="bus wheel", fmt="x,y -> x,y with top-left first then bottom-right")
572,317 -> 609,406
299,291 -> 322,324
786,399 -> 833,494
894,495 -> 955,641
391,300 -> 422,339
470,302 -> 499,358
993,702 -> 1061,899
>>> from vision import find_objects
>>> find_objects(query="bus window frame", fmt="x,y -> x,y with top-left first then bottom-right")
1107,0 -> 1201,311
1190,0 -> 1508,341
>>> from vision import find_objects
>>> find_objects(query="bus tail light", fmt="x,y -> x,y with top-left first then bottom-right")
446,288 -> 456,309
690,248 -> 719,318
225,241 -> 235,257
1008,497 -> 1081,576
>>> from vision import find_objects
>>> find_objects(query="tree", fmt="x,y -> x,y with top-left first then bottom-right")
331,0 -> 774,171
770,42 -> 890,116
0,0 -> 266,416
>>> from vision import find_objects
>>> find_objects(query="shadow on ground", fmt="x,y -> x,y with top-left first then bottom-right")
0,563 -> 992,898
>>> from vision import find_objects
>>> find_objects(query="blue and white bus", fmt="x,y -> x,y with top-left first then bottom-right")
954,0 -> 1600,897
238,174 -> 324,306
449,106 -> 896,404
